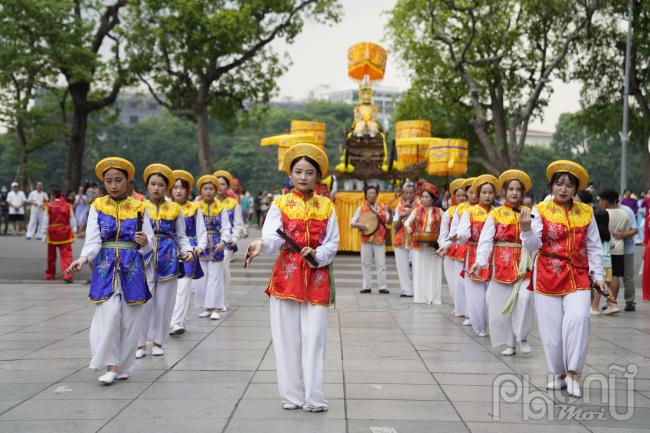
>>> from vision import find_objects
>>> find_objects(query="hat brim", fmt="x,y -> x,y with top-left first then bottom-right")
546,160 -> 589,190
281,143 -> 329,175
95,157 -> 135,182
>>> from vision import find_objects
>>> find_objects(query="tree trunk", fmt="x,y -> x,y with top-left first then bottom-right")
196,106 -> 213,173
642,139 -> 650,188
64,103 -> 89,193
15,118 -> 30,188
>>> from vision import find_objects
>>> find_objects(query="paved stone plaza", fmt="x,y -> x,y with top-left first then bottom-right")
0,231 -> 649,433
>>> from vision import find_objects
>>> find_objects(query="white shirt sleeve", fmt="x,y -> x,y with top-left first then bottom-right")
80,206 -> 101,261
439,210 -> 451,245
220,209 -> 232,244
457,211 -> 472,243
230,204 -> 244,243
175,214 -> 192,253
475,215 -> 495,267
350,206 -> 361,226
261,203 -> 285,255
520,207 -> 542,257
587,215 -> 605,281
313,210 -> 340,268
195,209 -> 208,250
140,211 -> 154,256
404,208 -> 417,234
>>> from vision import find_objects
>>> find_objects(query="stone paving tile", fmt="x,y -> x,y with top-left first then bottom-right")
0,420 -> 105,433
346,383 -> 446,400
33,381 -> 150,400
0,398 -> 130,421
347,399 -> 460,421
348,419 -> 470,433
98,416 -> 229,433
231,398 -> 345,420
224,419 -> 347,433
466,422 -> 591,433
117,398 -> 236,419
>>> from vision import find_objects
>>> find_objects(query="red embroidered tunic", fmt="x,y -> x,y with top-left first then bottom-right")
393,200 -> 414,248
264,191 -> 338,306
460,204 -> 492,282
448,202 -> 470,262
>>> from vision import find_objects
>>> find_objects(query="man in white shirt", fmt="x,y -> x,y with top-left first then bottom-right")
7,182 -> 27,235
26,181 -> 49,239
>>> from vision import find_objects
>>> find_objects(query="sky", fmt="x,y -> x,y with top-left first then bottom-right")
272,0 -> 582,133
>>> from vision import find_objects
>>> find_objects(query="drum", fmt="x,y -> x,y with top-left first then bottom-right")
357,210 -> 380,236
413,231 -> 439,244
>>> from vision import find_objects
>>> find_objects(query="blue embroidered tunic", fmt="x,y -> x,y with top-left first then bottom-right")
197,200 -> 231,262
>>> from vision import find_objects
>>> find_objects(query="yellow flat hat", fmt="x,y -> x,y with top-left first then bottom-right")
462,177 -> 477,190
498,169 -> 532,192
212,170 -> 234,186
143,163 -> 174,190
470,174 -> 499,196
546,160 -> 589,190
95,157 -> 135,182
449,178 -> 465,194
172,169 -> 194,191
197,174 -> 219,191
281,143 -> 329,175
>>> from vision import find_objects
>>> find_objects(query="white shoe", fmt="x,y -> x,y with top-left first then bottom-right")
135,348 -> 146,359
152,345 -> 164,356
565,377 -> 581,398
98,371 -> 118,385
590,308 -> 602,316
546,376 -> 567,390
477,331 -> 487,337
462,319 -> 471,326
282,401 -> 300,410
210,311 -> 220,320
169,325 -> 185,335
116,373 -> 129,380
198,311 -> 211,318
302,404 -> 328,412
602,305 -> 620,315
501,347 -> 516,356
220,305 -> 228,312
519,340 -> 532,354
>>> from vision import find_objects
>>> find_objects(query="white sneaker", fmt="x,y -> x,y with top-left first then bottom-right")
477,331 -> 487,337
135,348 -> 146,359
519,340 -> 532,354
546,376 -> 567,390
152,345 -> 164,356
198,311 -> 211,318
590,308 -> 602,316
462,319 -> 471,326
603,305 -> 620,315
282,401 -> 300,410
98,371 -> 118,385
210,311 -> 220,320
116,373 -> 129,380
220,305 -> 228,312
302,404 -> 328,412
501,346 -> 516,356
169,325 -> 185,335
565,377 -> 581,398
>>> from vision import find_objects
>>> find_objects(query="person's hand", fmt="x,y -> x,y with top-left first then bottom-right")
229,240 -> 237,248
192,246 -> 204,257
300,246 -> 315,259
436,245 -> 449,256
468,262 -> 484,277
449,233 -> 459,242
181,251 -> 193,263
612,229 -> 623,240
245,240 -> 263,268
134,231 -> 148,247
65,256 -> 88,274
215,242 -> 225,252
519,207 -> 532,232
595,280 -> 610,296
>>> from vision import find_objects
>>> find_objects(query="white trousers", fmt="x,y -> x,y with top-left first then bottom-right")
443,256 -> 456,306
194,260 -> 225,310
170,277 -> 193,329
270,297 -> 328,408
452,260 -> 467,317
465,279 -> 488,335
535,290 -> 591,375
139,278 -> 177,347
224,248 -> 233,303
394,247 -> 412,296
360,243 -> 387,290
412,249 -> 443,304
487,280 -> 534,348
26,206 -> 44,238
89,293 -> 144,374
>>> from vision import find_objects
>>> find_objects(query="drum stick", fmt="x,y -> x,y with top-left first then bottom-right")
276,229 -> 319,267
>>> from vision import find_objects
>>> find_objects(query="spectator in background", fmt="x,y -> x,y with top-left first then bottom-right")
637,191 -> 646,244
239,189 -> 250,237
259,192 -> 272,227
522,195 -> 534,209
26,181 -> 49,240
614,191 -> 639,312
576,189 -> 594,206
7,182 -> 26,235
74,185 -> 90,238
621,189 -> 638,215
0,185 -> 9,235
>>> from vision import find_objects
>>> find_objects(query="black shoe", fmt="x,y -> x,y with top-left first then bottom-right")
400,294 -> 413,298
360,289 -> 371,294
379,289 -> 390,294
601,305 -> 608,311
625,303 -> 636,312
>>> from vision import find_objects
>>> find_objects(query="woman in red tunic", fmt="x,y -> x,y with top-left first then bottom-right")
246,143 -> 339,412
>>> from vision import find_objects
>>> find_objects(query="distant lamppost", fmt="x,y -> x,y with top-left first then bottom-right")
620,0 -> 633,193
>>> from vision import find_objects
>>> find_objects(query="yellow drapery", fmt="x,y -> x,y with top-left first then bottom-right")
334,191 -> 400,252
